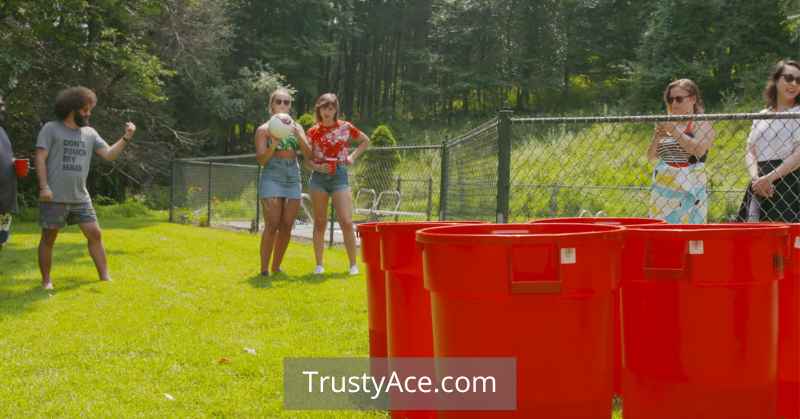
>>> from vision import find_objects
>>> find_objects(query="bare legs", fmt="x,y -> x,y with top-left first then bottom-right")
310,190 -> 329,269
310,188 -> 358,273
38,228 -> 58,288
39,221 -> 109,289
79,222 -> 110,281
271,199 -> 301,272
260,197 -> 300,275
332,189 -> 357,268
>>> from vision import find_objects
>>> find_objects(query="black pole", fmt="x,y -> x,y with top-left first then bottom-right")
497,110 -> 513,223
426,176 -> 433,221
169,160 -> 175,223
328,199 -> 335,248
207,162 -> 213,226
439,141 -> 448,220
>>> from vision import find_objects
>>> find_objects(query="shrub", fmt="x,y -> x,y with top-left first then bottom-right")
357,125 -> 401,193
94,195 -> 117,206
297,113 -> 315,130
95,198 -> 151,218
142,186 -> 171,210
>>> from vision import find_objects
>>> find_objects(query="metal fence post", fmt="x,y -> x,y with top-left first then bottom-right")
395,176 -> 401,222
439,141 -> 449,220
207,161 -> 213,226
497,110 -> 513,223
169,160 -> 175,223
328,199 -> 335,248
426,176 -> 433,221
549,186 -> 559,216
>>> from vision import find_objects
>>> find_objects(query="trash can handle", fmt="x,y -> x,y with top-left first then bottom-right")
509,244 -> 563,294
643,240 -> 690,280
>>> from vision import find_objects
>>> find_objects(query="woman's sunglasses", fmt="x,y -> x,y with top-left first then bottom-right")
667,94 -> 692,104
780,74 -> 800,85
273,99 -> 292,106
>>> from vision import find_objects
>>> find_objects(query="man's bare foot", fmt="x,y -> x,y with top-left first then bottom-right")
42,281 -> 53,290
100,276 -> 112,282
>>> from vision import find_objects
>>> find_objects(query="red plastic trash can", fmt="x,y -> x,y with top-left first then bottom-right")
418,223 -> 625,418
531,217 -> 666,397
378,221 -> 480,419
621,224 -> 787,419
530,217 -> 664,226
781,224 -> 800,419
356,222 -> 388,361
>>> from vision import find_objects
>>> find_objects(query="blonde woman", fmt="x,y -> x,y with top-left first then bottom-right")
647,79 -> 716,223
254,88 -> 311,276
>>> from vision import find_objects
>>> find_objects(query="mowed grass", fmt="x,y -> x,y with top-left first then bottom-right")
0,214 -> 385,418
0,213 -> 624,418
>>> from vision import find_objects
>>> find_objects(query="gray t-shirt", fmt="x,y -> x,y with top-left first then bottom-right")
0,127 -> 18,213
36,121 -> 109,203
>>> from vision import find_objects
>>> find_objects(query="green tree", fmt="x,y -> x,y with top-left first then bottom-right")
635,0 -> 795,110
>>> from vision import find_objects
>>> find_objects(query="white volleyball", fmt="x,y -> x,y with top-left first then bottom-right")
268,113 -> 294,139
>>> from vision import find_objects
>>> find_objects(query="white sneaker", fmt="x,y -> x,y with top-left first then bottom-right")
314,265 -> 325,275
349,265 -> 359,276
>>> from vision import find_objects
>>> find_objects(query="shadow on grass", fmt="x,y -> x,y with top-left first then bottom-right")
0,275 -> 99,318
245,271 -> 351,289
247,274 -> 273,289
0,241 -> 128,318
11,215 -> 166,233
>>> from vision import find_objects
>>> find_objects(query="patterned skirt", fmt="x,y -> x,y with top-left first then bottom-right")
649,160 -> 708,224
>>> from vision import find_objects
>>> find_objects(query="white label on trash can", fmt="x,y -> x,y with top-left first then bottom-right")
689,240 -> 704,255
560,248 -> 576,264
794,236 -> 800,249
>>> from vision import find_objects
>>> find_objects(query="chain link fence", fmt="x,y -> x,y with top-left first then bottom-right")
170,146 -> 442,235
508,112 -> 800,223
170,155 -> 261,229
440,119 -> 500,221
171,111 -> 800,231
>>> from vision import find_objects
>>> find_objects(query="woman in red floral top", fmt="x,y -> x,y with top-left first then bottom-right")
306,93 -> 370,275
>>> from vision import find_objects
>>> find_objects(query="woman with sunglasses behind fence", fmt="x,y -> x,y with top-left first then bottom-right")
647,78 -> 716,223
738,60 -> 800,222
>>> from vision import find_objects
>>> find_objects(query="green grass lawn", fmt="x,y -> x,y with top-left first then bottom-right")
0,213 -> 624,418
0,214 -> 384,418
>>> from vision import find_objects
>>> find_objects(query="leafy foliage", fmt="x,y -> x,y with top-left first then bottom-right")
0,0 -> 797,207
357,125 -> 401,193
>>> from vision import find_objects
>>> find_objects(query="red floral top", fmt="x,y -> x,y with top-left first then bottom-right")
307,120 -> 363,163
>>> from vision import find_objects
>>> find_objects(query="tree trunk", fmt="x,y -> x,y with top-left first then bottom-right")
392,31 -> 402,116
343,38 -> 356,119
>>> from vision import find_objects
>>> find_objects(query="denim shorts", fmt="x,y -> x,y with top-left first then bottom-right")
309,165 -> 350,194
259,158 -> 302,199
39,201 -> 98,229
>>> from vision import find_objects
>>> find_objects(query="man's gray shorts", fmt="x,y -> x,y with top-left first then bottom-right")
39,201 -> 98,229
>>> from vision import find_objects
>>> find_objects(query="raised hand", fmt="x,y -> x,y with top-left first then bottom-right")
124,122 -> 136,141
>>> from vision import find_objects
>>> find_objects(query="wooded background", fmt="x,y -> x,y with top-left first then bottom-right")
2,0 -> 799,202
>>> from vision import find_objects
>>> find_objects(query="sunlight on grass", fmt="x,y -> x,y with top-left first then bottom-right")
0,215 -> 383,418
0,214 -> 624,417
